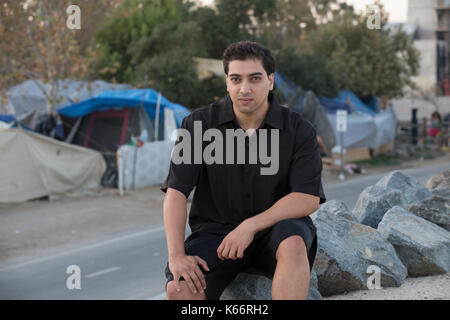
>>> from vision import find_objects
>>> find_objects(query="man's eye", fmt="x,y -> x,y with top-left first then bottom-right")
231,78 -> 240,83
251,77 -> 261,81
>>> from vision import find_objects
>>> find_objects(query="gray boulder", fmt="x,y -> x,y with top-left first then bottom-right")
220,270 -> 322,300
432,188 -> 450,199
377,206 -> 450,276
426,169 -> 450,191
407,195 -> 450,231
311,200 -> 358,222
313,201 -> 407,297
354,170 -> 432,228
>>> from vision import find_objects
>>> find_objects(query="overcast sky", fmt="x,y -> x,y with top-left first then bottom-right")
342,0 -> 407,23
198,0 -> 408,23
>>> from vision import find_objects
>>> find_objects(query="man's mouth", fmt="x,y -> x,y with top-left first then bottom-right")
238,98 -> 253,104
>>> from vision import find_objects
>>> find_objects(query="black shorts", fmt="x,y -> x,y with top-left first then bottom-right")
164,217 -> 317,300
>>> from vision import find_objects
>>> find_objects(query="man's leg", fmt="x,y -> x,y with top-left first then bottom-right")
271,235 -> 310,300
166,280 -> 207,300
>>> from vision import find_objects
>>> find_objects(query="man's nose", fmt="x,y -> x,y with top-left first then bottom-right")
239,80 -> 251,94
239,81 -> 250,94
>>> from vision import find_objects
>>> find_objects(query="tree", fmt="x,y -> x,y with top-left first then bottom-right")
276,47 -> 338,97
0,0 -> 100,115
304,3 -> 419,99
93,0 -> 227,109
94,0 -> 186,84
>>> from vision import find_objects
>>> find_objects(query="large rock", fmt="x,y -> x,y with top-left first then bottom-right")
377,206 -> 450,276
432,188 -> 450,199
220,270 -> 322,300
406,195 -> 450,231
312,201 -> 407,297
354,170 -> 432,228
426,169 -> 450,191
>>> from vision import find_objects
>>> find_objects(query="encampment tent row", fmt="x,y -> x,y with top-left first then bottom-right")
0,82 -> 190,202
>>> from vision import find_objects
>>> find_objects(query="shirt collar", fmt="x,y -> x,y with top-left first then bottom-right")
217,92 -> 284,130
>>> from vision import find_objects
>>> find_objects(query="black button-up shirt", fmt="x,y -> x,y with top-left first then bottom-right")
161,92 -> 326,234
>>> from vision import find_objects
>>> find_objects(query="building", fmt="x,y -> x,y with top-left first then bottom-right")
436,0 -> 450,93
408,0 -> 450,94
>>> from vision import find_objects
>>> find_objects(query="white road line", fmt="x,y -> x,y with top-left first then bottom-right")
0,225 -> 165,272
85,266 -> 121,279
147,292 -> 166,300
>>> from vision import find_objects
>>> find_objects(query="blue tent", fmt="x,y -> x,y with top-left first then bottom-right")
56,88 -> 191,155
0,114 -> 16,123
274,71 -> 353,114
335,90 -> 377,116
57,88 -> 190,127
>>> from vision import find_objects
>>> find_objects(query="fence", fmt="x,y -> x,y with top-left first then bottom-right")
395,117 -> 450,150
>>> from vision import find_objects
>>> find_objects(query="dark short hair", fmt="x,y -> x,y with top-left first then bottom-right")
223,40 -> 275,76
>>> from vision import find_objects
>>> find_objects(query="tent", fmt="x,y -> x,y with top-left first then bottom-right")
299,91 -> 336,152
1,79 -> 132,118
58,89 -> 190,151
274,71 -> 397,149
58,89 -> 190,188
0,126 -> 106,203
0,79 -> 134,139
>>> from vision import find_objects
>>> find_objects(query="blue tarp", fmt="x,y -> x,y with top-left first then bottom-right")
274,71 -> 377,115
318,96 -> 352,114
0,114 -> 16,123
57,89 -> 190,127
335,90 -> 377,116
274,71 -> 305,113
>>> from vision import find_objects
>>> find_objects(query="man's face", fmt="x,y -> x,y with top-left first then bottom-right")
226,58 -> 274,115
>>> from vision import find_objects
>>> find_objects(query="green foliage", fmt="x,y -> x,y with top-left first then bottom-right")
94,0 -> 182,83
276,47 -> 338,97
305,8 -> 419,98
134,49 -> 226,109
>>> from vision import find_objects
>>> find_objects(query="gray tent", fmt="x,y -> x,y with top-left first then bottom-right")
0,79 -> 132,119
299,91 -> 336,152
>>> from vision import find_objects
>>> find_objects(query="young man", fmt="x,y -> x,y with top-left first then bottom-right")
161,40 -> 326,300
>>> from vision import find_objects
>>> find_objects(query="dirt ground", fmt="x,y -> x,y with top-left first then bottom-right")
0,152 -> 449,299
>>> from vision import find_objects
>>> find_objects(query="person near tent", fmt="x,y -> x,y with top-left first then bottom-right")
161,40 -> 326,300
429,111 -> 442,146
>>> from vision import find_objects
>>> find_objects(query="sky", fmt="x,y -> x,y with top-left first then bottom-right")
198,0 -> 408,23
342,0 -> 407,23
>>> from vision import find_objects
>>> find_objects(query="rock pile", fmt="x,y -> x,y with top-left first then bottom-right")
221,169 -> 450,300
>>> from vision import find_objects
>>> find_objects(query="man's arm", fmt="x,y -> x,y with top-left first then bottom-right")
217,192 -> 319,260
247,192 -> 319,233
163,188 -> 209,294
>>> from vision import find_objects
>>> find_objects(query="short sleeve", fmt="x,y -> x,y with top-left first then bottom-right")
160,114 -> 201,199
289,119 -> 326,204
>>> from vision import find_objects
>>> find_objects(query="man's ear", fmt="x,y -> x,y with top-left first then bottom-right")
268,73 -> 274,90
225,74 -> 230,92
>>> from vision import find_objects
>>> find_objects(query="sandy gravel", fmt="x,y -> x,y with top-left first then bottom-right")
325,274 -> 450,300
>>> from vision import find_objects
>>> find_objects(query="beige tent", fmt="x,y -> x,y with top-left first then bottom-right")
0,126 -> 106,203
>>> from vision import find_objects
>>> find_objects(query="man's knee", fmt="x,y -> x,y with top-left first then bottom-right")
166,281 -> 179,300
166,280 -> 207,300
276,235 -> 308,263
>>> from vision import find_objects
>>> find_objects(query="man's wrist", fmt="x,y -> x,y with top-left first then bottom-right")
168,251 -> 186,261
245,215 -> 268,234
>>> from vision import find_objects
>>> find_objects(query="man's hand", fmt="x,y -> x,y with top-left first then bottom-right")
217,220 -> 256,261
169,254 -> 209,295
